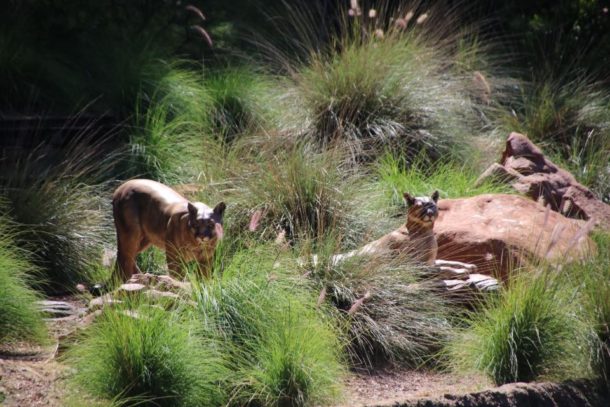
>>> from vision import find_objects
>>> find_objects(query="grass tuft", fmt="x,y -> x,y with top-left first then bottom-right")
0,205 -> 47,345
377,153 -> 513,209
227,145 -> 369,244
205,68 -> 273,143
272,2 -> 493,164
68,300 -> 226,407
0,136 -> 113,293
447,270 -> 590,385
563,233 -> 610,384
192,245 -> 345,406
300,237 -> 452,370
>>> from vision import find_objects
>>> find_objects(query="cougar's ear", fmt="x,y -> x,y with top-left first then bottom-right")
213,202 -> 226,219
403,192 -> 415,206
187,202 -> 198,220
431,190 -> 439,203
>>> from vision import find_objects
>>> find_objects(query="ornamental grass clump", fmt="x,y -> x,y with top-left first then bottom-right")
68,301 -> 227,407
275,1 -> 490,164
0,207 -> 47,345
299,237 -> 452,370
447,270 -> 590,385
229,145 -> 370,244
192,246 -> 345,406
0,133 -> 113,294
205,68 -> 275,143
563,233 -> 610,384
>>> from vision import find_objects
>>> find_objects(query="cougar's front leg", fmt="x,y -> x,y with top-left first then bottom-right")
196,248 -> 214,279
166,245 -> 183,279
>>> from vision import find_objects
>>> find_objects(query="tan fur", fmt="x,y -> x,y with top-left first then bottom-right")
331,192 -> 440,266
112,179 -> 225,281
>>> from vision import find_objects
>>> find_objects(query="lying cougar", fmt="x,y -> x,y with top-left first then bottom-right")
321,191 -> 475,271
112,179 -> 226,281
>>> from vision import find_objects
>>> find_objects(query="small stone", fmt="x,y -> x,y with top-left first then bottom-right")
89,294 -> 121,311
118,283 -> 147,293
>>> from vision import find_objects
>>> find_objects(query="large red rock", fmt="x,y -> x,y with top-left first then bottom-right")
434,194 -> 596,279
476,132 -> 610,232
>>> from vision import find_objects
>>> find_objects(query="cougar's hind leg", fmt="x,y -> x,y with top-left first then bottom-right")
113,200 -> 142,282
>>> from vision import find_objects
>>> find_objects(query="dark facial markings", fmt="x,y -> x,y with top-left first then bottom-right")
409,199 -> 438,221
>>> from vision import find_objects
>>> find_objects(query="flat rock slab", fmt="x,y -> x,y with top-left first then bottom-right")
118,283 -> 147,293
89,294 -> 122,311
435,194 -> 596,279
36,300 -> 86,319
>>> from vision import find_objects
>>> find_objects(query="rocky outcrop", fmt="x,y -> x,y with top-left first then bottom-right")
434,194 -> 596,279
371,380 -> 609,407
476,132 -> 610,232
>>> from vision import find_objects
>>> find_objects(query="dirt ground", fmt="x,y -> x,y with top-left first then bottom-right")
338,369 -> 492,407
1,356 -> 489,407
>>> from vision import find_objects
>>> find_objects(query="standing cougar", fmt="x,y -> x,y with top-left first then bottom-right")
112,179 -> 226,281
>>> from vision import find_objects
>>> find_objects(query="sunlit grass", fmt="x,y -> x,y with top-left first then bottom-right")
447,270 -> 590,385
0,206 -> 47,344
192,245 -> 346,406
377,153 -> 513,209
68,300 -> 227,407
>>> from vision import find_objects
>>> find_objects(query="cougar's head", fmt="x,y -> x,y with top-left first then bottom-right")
187,201 -> 226,242
403,191 -> 439,226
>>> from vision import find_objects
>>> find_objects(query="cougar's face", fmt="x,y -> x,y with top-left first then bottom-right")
188,202 -> 226,242
403,191 -> 440,225
410,197 -> 438,223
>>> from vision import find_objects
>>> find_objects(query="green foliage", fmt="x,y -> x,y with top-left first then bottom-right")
0,140 -> 113,294
377,154 -> 513,209
0,209 -> 47,345
69,301 -> 226,407
205,68 -> 274,143
447,271 -> 590,385
300,240 -> 452,369
563,233 -> 610,383
136,247 -> 168,276
279,4 -> 489,164
192,246 -> 345,406
229,145 -> 369,244
121,65 -> 211,182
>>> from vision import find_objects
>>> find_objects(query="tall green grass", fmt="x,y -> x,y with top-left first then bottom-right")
227,145 -> 374,244
447,270 -> 590,385
205,68 -> 274,143
270,2 -> 494,164
563,233 -> 610,383
300,242 -> 452,370
377,153 -> 513,209
192,245 -> 345,406
68,301 -> 226,407
0,207 -> 47,345
0,138 -> 113,293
